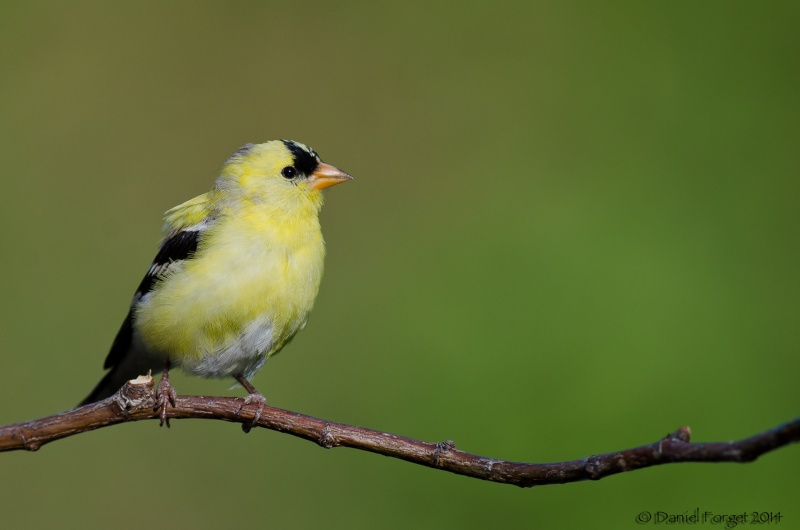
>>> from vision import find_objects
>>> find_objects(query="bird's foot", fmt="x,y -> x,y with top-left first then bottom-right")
154,365 -> 177,428
234,374 -> 267,434
239,392 -> 267,433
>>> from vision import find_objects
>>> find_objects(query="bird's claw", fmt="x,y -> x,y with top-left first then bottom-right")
154,375 -> 177,428
238,392 -> 267,434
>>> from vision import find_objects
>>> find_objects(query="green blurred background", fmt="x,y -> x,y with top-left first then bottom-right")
1,1 -> 798,528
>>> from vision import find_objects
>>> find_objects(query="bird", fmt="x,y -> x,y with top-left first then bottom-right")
80,140 -> 353,427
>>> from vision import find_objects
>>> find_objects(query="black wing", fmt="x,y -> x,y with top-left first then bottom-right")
80,228 -> 203,405
102,229 -> 201,370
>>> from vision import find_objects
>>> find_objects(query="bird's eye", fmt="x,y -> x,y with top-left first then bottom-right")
281,166 -> 298,179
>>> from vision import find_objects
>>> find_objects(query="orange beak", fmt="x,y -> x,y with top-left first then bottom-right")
309,162 -> 354,190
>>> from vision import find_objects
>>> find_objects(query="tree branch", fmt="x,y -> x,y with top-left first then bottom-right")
1,375 -> 797,487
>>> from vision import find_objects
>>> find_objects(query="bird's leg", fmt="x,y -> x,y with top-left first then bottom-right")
154,360 -> 178,427
234,374 -> 267,434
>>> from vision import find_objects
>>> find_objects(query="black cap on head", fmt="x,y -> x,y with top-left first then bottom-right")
281,140 -> 320,176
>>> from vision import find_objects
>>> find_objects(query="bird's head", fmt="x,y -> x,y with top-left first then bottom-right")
215,140 -> 353,216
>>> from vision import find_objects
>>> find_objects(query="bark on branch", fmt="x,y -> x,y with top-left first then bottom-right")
1,375 -> 797,487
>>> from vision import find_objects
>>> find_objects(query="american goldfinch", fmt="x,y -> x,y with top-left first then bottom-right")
80,140 -> 352,425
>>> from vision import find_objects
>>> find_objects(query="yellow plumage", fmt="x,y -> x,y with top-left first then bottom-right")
81,140 -> 352,407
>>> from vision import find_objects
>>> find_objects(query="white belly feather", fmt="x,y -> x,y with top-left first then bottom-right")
181,315 -> 275,379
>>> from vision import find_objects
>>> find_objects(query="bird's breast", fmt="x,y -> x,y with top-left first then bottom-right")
135,214 -> 325,367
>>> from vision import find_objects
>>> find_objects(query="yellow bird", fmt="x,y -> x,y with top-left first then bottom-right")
80,140 -> 352,425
